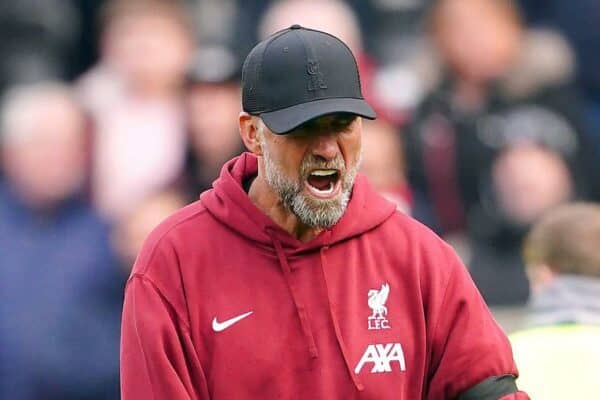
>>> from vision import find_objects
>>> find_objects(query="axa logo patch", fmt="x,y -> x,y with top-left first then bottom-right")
354,343 -> 406,374
368,283 -> 391,330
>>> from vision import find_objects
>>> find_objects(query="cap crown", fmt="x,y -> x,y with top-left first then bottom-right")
242,25 -> 364,114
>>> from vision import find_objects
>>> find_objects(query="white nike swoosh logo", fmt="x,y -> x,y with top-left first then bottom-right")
212,311 -> 253,332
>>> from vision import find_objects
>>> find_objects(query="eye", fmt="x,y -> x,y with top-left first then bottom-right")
332,116 -> 356,131
287,126 -> 312,138
288,118 -> 321,137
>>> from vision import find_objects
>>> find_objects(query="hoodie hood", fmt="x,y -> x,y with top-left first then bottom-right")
200,152 -> 396,251
201,153 -> 397,389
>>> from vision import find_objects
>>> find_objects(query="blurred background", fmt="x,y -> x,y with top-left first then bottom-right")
1,0 -> 599,398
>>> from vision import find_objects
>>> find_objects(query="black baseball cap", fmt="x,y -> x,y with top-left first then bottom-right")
242,24 -> 376,134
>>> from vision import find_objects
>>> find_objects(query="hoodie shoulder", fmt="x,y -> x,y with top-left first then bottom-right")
386,210 -> 447,246
130,199 -> 210,277
383,210 -> 462,277
124,199 -> 213,332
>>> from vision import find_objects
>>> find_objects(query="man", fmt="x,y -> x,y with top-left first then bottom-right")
78,0 -> 193,220
182,45 -> 245,199
121,25 -> 528,399
405,0 -> 595,238
510,202 -> 600,399
0,82 -> 122,399
468,143 -> 575,305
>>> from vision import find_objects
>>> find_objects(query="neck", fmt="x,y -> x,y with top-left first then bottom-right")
248,174 -> 323,242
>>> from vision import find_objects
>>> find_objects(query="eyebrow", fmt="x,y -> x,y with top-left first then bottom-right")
297,115 -> 357,132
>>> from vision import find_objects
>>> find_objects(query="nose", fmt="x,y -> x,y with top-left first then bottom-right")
310,133 -> 340,161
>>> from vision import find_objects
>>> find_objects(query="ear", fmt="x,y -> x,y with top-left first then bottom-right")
239,112 -> 263,156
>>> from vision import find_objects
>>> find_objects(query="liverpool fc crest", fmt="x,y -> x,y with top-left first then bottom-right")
367,283 -> 391,330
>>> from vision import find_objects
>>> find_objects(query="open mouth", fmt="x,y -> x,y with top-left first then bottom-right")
305,169 -> 342,199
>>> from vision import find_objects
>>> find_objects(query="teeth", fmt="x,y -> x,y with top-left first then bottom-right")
310,169 -> 337,176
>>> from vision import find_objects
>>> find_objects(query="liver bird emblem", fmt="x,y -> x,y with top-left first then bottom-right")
368,283 -> 390,320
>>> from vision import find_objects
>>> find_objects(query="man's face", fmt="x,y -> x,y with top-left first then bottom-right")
257,114 -> 362,228
104,13 -> 192,93
434,0 -> 521,83
2,96 -> 86,208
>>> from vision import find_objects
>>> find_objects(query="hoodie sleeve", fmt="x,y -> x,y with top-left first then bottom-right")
425,246 -> 525,399
121,275 -> 209,400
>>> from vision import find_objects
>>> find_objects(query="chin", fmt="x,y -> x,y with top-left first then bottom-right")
291,189 -> 350,228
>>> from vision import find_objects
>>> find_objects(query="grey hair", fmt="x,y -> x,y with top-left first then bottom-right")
255,117 -> 267,138
0,82 -> 79,145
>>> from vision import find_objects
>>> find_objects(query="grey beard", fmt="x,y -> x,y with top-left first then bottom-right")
281,179 -> 351,228
260,137 -> 361,228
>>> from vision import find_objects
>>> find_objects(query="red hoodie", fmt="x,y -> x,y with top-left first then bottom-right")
121,153 -> 526,399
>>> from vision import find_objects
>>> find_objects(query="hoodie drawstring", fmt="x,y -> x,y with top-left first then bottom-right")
271,235 -> 319,359
320,247 -> 365,391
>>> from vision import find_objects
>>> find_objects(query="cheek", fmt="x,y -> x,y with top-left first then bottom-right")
342,133 -> 362,168
270,140 -> 306,176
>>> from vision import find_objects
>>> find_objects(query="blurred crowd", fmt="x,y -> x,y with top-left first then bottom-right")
1,0 -> 599,398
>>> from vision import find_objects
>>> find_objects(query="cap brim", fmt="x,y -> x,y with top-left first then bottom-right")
260,97 -> 376,134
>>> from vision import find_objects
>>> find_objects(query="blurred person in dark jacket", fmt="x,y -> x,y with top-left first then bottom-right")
468,143 -> 575,305
0,82 -> 122,400
510,202 -> 600,399
181,45 -> 245,200
77,0 -> 194,221
518,0 -> 600,198
404,0 -> 596,240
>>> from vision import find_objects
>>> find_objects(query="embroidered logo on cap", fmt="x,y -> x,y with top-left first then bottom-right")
307,60 -> 327,91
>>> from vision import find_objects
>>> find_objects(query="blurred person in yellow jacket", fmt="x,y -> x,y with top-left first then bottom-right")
510,202 -> 600,399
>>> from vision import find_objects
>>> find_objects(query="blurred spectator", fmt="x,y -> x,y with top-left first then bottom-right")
518,0 -> 600,105
112,189 -> 187,272
468,143 -> 574,305
259,0 -> 363,55
77,0 -> 194,220
360,119 -> 412,214
404,0 -> 594,238
181,45 -> 244,200
519,0 -> 600,199
0,82 -> 122,399
190,0 -> 260,51
0,1 -> 80,93
510,202 -> 600,399
345,0 -> 432,64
